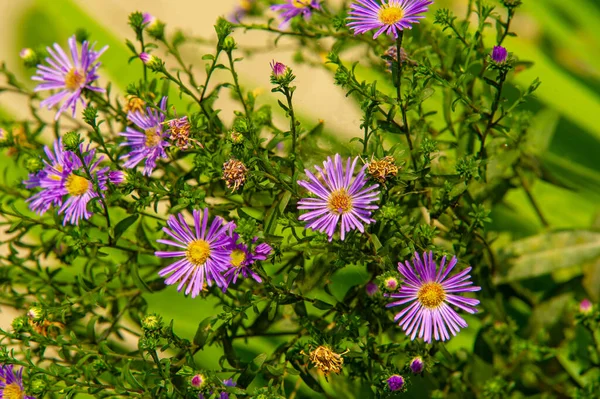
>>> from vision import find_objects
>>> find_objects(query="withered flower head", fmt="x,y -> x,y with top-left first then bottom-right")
367,155 -> 398,183
124,95 -> 146,114
309,345 -> 346,376
222,159 -> 248,191
167,116 -> 191,149
28,318 -> 64,337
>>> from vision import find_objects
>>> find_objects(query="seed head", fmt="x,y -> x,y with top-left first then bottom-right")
222,159 -> 248,191
367,156 -> 398,183
309,346 -> 346,376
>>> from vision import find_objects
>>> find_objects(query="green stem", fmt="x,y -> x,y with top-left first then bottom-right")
284,87 -> 298,180
395,32 -> 416,168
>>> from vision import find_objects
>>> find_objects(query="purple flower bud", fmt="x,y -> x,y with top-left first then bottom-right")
270,60 -> 286,77
142,12 -> 156,26
20,48 -> 35,60
491,45 -> 508,63
410,356 -> 424,374
387,374 -> 404,391
384,277 -> 398,291
366,281 -> 378,296
139,52 -> 153,64
223,378 -> 236,387
580,299 -> 593,314
191,374 -> 205,388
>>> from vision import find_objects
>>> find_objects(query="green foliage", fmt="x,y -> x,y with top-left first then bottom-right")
0,0 -> 599,398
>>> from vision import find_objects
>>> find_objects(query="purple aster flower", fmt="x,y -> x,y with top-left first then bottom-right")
119,96 -> 169,176
409,356 -> 424,373
347,0 -> 434,39
0,364 -> 36,399
386,374 -> 404,391
139,52 -> 155,65
33,35 -> 107,120
24,140 -> 110,225
297,154 -> 380,241
222,233 -> 272,290
491,45 -> 508,63
271,0 -> 321,28
387,252 -> 481,343
155,208 -> 234,298
270,60 -> 287,77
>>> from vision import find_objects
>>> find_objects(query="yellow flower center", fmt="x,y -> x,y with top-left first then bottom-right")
65,68 -> 86,92
186,240 -> 211,266
327,189 -> 353,215
292,0 -> 311,8
378,5 -> 404,25
145,127 -> 161,147
230,249 -> 247,268
3,383 -> 24,399
66,174 -> 90,196
417,282 -> 446,309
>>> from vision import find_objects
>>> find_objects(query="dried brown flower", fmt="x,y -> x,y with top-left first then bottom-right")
167,116 -> 191,149
367,156 -> 398,183
124,95 -> 145,114
222,159 -> 248,191
309,345 -> 347,376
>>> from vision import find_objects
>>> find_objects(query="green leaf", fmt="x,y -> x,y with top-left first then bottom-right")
496,230 -> 600,283
312,299 -> 334,310
131,260 -> 152,292
114,214 -> 139,241
193,317 -> 213,349
237,353 -> 267,388
238,207 -> 263,221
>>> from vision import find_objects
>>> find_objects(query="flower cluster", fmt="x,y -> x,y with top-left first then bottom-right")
24,139 -> 122,225
155,208 -> 272,298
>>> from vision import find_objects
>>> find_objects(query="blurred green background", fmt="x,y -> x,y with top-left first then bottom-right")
0,0 -> 599,397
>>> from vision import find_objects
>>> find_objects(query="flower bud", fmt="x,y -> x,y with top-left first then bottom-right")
384,276 -> 398,291
139,53 -> 163,71
143,13 -> 166,39
223,37 -> 237,52
386,374 -> 404,391
20,48 -> 38,68
366,281 -> 378,297
579,299 -> 593,314
228,129 -> 244,145
27,306 -> 45,322
191,373 -> 205,388
30,378 -> 46,394
270,60 -> 287,79
491,45 -> 508,64
142,313 -> 163,333
410,356 -> 424,374
12,315 -> 29,332
25,157 -> 44,174
63,131 -> 82,151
